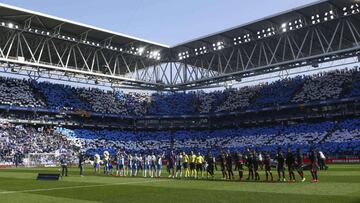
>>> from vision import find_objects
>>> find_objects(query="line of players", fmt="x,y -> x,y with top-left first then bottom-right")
89,147 -> 320,183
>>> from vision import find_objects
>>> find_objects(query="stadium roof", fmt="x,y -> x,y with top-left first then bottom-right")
1,0 -> 353,49
0,2 -> 169,49
171,0 -> 357,49
0,0 -> 359,90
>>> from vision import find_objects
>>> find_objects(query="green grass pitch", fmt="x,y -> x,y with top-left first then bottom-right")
0,164 -> 359,203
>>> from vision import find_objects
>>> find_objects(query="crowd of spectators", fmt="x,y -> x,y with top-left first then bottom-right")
1,117 -> 359,162
251,76 -> 305,110
148,92 -> 197,115
215,86 -> 261,113
0,68 -> 359,116
292,70 -> 352,103
0,123 -> 77,162
0,78 -> 45,108
31,81 -> 90,111
54,128 -> 171,155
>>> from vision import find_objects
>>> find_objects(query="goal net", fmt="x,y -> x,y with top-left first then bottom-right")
24,152 -> 65,168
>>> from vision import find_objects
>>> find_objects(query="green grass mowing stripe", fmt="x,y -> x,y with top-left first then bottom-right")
0,191 -> 101,203
27,183 -> 360,203
0,179 -> 170,194
1,164 -> 359,203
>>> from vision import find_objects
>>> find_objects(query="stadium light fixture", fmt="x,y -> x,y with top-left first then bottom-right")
257,27 -> 275,38
8,23 -> 14,29
178,51 -> 190,60
346,4 -> 360,15
138,47 -> 145,55
213,41 -> 224,51
233,34 -> 251,45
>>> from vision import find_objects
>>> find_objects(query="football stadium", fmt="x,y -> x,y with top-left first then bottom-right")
0,0 -> 360,202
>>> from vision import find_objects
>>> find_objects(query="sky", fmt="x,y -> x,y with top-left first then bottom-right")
0,0 -> 318,46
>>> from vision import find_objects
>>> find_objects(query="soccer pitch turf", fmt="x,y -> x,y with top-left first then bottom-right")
0,165 -> 359,203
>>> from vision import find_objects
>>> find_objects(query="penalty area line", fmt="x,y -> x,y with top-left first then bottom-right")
0,179 -> 170,195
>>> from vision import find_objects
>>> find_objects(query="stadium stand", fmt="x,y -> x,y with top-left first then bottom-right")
291,70 -> 352,103
0,68 -> 359,116
0,68 -> 360,162
31,82 -> 91,111
0,78 -> 45,108
1,118 -> 359,160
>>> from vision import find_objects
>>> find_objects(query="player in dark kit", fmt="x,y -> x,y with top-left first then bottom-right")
253,151 -> 260,181
234,153 -> 244,181
264,151 -> 273,182
226,152 -> 234,180
309,149 -> 319,183
246,153 -> 254,181
78,150 -> 85,176
167,151 -> 176,178
285,148 -> 296,182
295,148 -> 306,182
206,152 -> 216,179
276,148 -> 286,182
219,153 -> 228,179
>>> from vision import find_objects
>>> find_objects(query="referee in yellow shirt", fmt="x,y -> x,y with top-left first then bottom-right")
190,151 -> 197,178
182,152 -> 189,178
195,152 -> 204,179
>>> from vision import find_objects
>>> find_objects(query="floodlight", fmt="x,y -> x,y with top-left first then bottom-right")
281,23 -> 286,28
8,23 -> 14,28
138,47 -> 145,54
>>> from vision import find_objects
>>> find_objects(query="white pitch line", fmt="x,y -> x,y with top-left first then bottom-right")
0,179 -> 169,195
